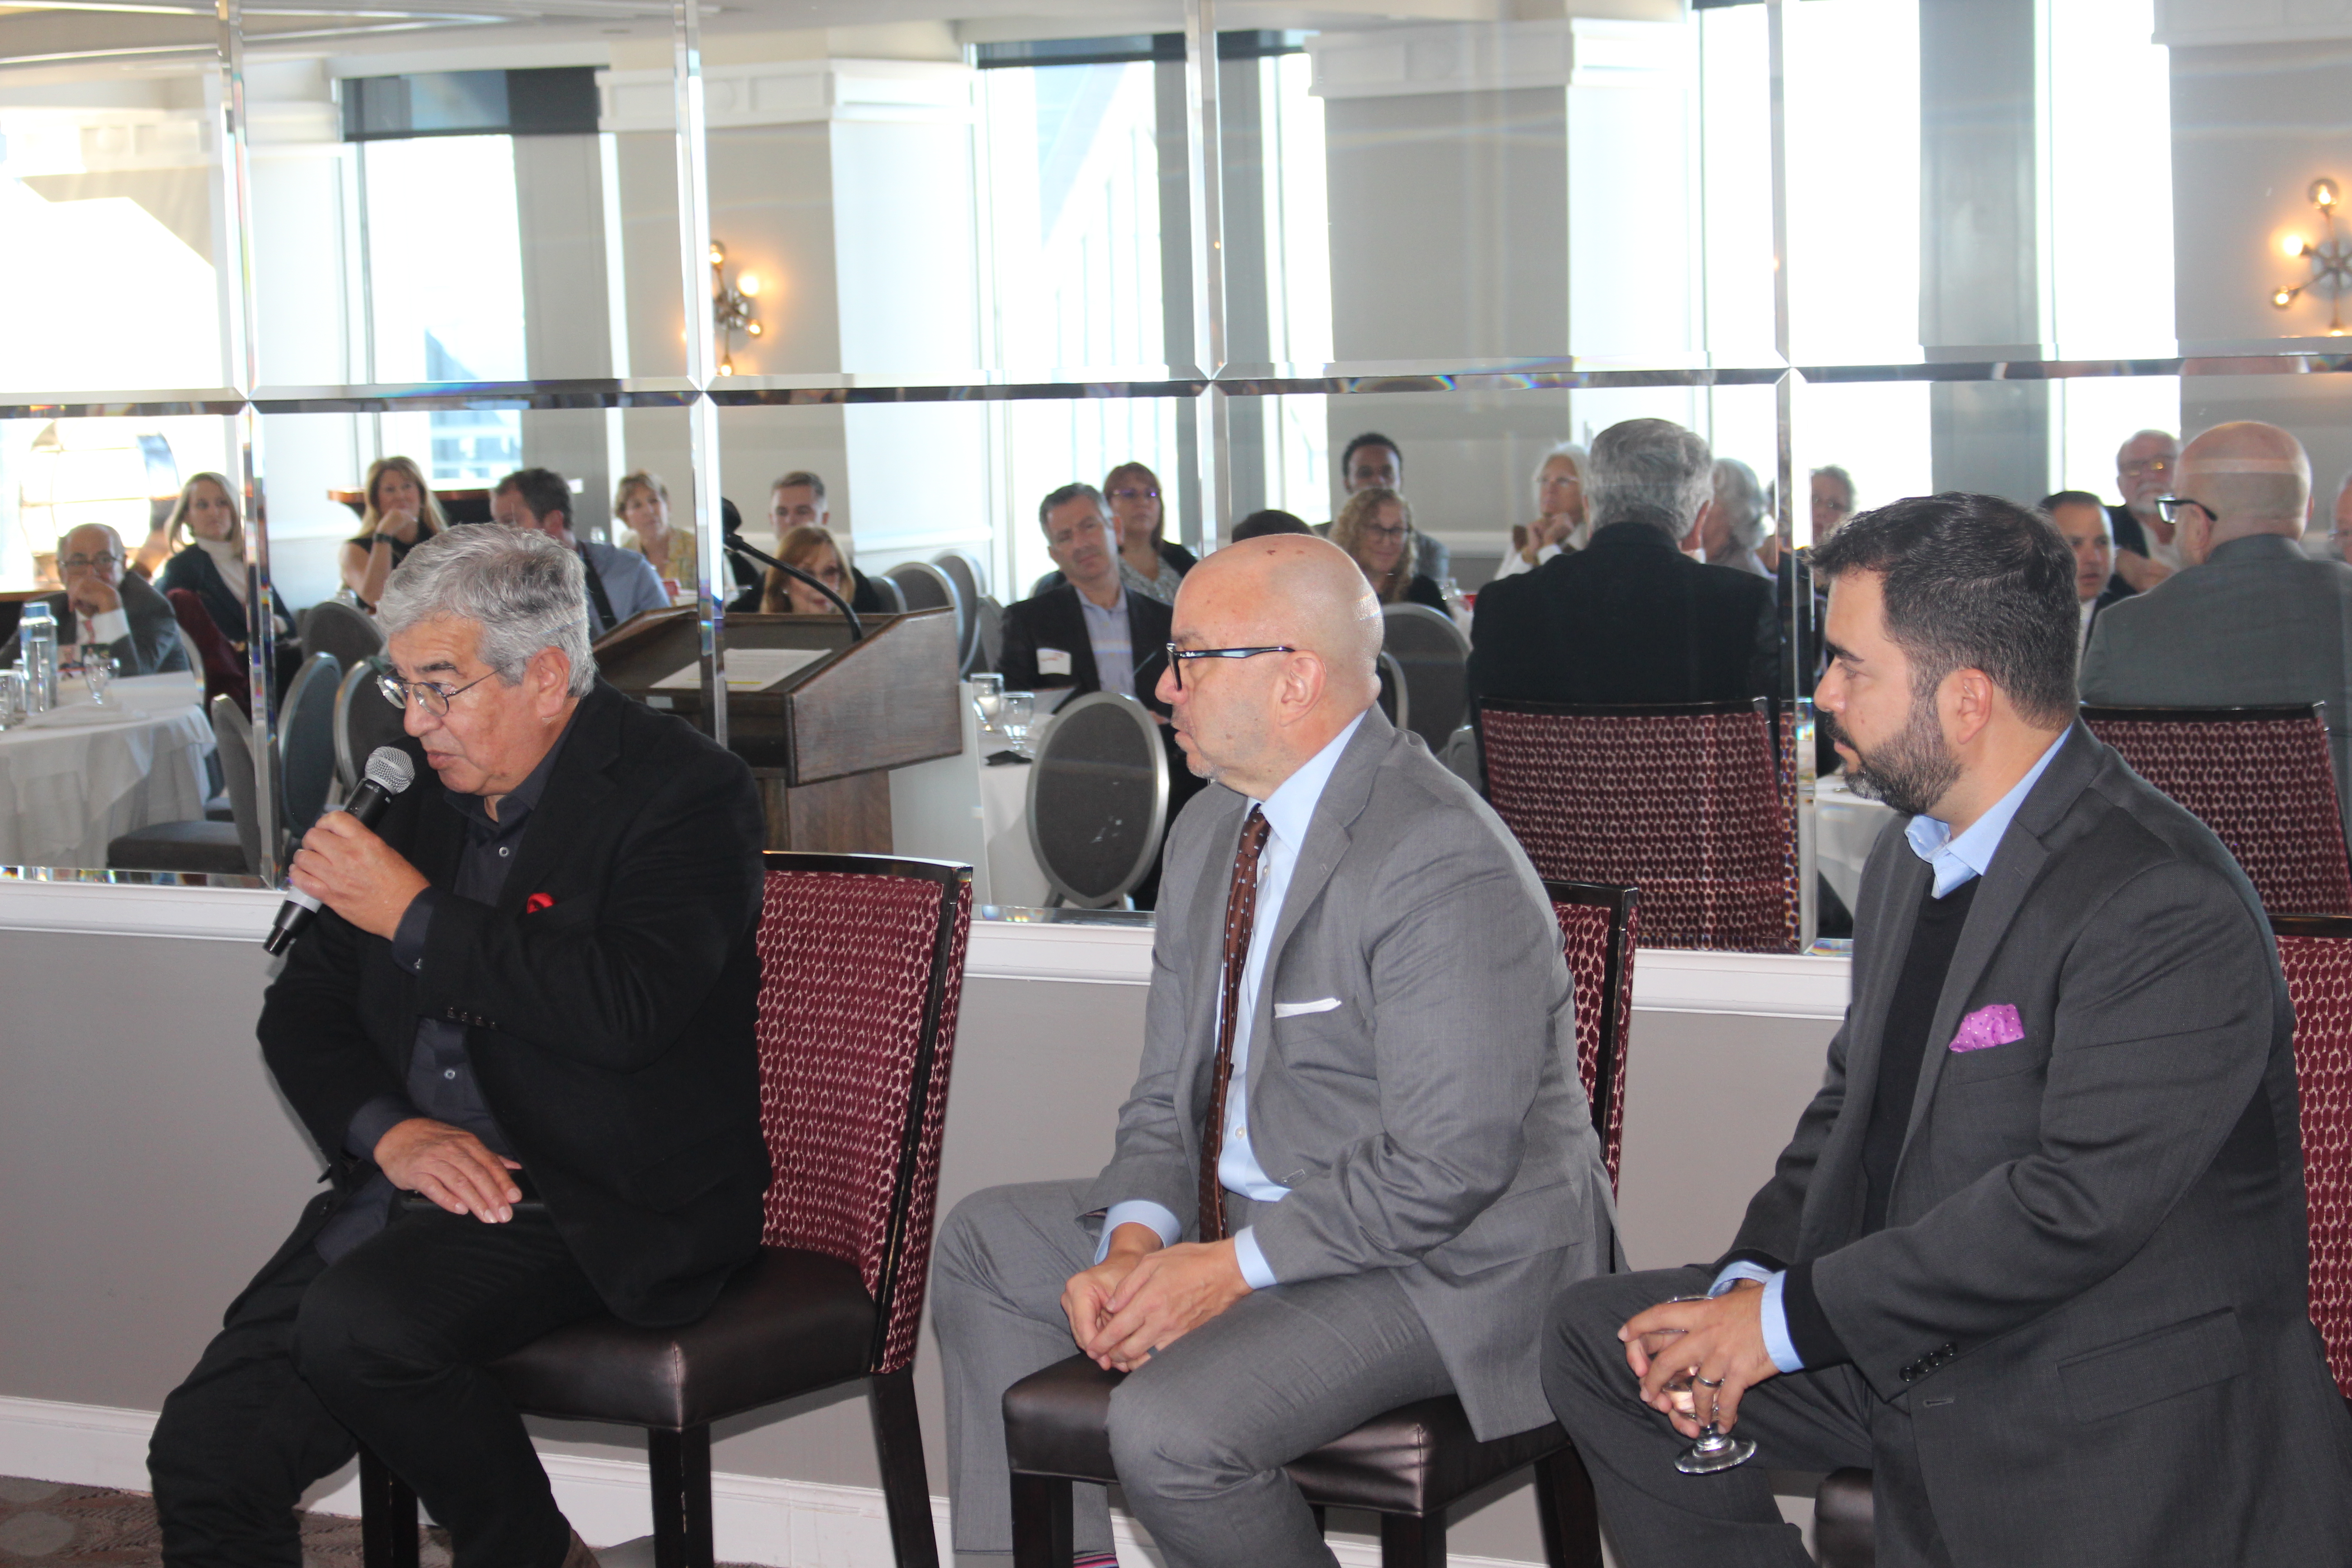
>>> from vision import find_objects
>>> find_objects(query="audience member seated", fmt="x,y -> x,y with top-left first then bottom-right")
1688,457 -> 1772,579
1469,418 -> 1777,706
615,470 -> 691,597
144,524 -> 769,1568
493,466 -> 668,639
2082,420 -> 2352,845
1324,431 -> 1450,584
1230,509 -> 1312,541
339,456 -> 447,612
2041,489 -> 2126,658
154,471 -> 296,657
1330,487 -> 1448,612
1811,464 -> 1856,543
765,470 -> 887,613
1496,441 -> 1587,580
2107,427 -> 2180,593
931,534 -> 1614,1568
3,523 -> 191,676
1542,490 -> 2352,1568
1106,460 -> 1196,602
2314,468 -> 2352,564
759,524 -> 867,616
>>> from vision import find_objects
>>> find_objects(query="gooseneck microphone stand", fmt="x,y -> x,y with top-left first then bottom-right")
720,530 -> 865,642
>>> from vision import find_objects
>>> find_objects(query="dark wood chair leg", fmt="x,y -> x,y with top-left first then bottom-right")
358,1446 -> 419,1568
868,1368 -> 941,1568
1533,1446 -> 1603,1568
647,1426 -> 715,1568
1009,1473 -> 1073,1568
1379,1511 -> 1447,1568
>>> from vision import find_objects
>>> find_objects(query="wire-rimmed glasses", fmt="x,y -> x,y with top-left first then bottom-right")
376,669 -> 492,717
1163,643 -> 1298,690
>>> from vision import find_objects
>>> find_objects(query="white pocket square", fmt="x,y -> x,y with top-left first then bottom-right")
1273,997 -> 1342,1018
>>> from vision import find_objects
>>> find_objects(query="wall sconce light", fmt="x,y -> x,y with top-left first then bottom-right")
2270,178 -> 2352,336
709,240 -> 764,374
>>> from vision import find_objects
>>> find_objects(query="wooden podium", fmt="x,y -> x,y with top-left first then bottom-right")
593,606 -> 961,853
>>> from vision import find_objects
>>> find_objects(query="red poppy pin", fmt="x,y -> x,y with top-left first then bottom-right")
525,892 -> 555,915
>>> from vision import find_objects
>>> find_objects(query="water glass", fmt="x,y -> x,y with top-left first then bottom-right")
82,653 -> 118,707
969,672 -> 1004,729
0,670 -> 24,730
998,691 -> 1035,755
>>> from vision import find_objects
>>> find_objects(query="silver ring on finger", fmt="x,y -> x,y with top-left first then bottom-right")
1695,1375 -> 1725,1387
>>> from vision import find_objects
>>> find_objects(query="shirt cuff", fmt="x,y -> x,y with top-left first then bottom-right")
391,887 -> 440,973
1711,1263 -> 1803,1375
1779,1259 -> 1852,1370
87,608 -> 130,647
1231,1225 -> 1276,1291
345,1093 -> 422,1163
1093,1200 -> 1182,1264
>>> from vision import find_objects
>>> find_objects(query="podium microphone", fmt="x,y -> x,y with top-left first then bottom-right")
262,746 -> 417,956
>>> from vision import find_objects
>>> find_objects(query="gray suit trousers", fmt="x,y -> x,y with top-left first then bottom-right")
931,1180 -> 1454,1568
1543,1268 -> 1957,1568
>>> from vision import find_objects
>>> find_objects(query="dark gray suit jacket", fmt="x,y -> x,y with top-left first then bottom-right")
2080,531 -> 2352,845
1082,708 -> 1617,1440
0,573 -> 190,676
1730,725 -> 2352,1565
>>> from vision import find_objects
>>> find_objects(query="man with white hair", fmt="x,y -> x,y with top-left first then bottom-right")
2083,420 -> 2352,842
1687,457 -> 1772,579
147,526 -> 768,1568
932,534 -> 1614,1568
2107,428 -> 2180,593
1469,418 -> 1778,706
1,522 -> 189,676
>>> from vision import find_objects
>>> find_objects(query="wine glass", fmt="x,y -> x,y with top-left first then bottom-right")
81,653 -> 118,708
969,672 -> 1004,731
1637,1297 -> 1759,1475
997,691 -> 1035,756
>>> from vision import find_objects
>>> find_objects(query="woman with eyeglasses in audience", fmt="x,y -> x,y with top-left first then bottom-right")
1102,460 -> 1196,603
339,456 -> 448,611
154,471 -> 296,655
1331,485 -> 1448,611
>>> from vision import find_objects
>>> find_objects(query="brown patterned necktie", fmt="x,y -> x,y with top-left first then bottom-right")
1199,807 -> 1274,1243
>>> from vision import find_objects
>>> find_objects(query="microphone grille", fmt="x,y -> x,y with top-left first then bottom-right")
365,747 -> 417,794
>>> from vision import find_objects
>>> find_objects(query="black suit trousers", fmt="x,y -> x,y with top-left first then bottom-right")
1543,1267 -> 1955,1568
149,1201 -> 603,1568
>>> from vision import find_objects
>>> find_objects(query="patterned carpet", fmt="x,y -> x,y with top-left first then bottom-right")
0,1475 -> 446,1567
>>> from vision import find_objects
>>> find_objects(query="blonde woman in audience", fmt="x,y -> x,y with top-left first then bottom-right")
616,470 -> 693,597
1497,442 -> 1588,580
154,471 -> 295,652
338,456 -> 447,610
1331,485 -> 1448,611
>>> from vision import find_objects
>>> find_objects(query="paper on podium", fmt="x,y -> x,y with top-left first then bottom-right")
650,647 -> 828,691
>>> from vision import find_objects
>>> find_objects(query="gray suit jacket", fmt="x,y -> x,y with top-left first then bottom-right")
1730,725 -> 2352,1566
1081,707 -> 1617,1440
2,573 -> 190,677
2080,531 -> 2352,845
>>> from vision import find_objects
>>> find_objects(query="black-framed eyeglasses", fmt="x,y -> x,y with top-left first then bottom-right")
377,670 -> 494,717
1163,642 -> 1297,689
2154,495 -> 2216,525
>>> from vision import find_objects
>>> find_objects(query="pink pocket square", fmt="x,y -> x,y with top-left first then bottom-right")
1949,1004 -> 2025,1053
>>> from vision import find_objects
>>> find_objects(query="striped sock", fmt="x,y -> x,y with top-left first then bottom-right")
1071,1555 -> 1119,1568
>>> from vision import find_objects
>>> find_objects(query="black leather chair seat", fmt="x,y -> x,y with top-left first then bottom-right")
106,818 -> 248,874
1004,1354 -> 1570,1514
488,1246 -> 872,1431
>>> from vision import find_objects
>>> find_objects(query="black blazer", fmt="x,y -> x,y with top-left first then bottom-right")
1467,520 -> 1778,706
154,543 -> 294,651
258,681 -> 771,1326
997,582 -> 1174,713
0,573 -> 191,677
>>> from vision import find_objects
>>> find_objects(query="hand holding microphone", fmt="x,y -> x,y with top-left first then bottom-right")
266,747 -> 423,953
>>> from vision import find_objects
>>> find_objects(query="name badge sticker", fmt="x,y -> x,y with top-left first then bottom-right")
1039,648 -> 1073,676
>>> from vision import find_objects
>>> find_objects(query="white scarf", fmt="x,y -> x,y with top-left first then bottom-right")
196,535 -> 248,605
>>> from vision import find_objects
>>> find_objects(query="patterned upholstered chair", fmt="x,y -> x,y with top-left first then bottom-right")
359,852 -> 973,1568
999,882 -> 1639,1568
1814,911 -> 2352,1568
2080,703 -> 2352,915
1477,697 -> 1799,952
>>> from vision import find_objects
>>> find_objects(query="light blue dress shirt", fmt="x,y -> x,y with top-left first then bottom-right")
1712,728 -> 2071,1372
1097,711 -> 1371,1291
1077,585 -> 1135,699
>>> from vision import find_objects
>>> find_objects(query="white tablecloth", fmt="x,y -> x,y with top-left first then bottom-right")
0,673 -> 211,869
1815,773 -> 1899,911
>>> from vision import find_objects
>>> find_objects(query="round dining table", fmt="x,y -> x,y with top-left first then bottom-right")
0,671 -> 211,870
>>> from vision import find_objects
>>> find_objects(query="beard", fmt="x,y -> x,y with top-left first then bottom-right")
1824,691 -> 1960,819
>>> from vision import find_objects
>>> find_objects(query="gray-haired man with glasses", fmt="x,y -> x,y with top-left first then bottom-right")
148,524 -> 768,1568
1,523 -> 189,676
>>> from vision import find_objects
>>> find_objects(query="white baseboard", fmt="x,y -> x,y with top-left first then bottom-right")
0,1394 -> 1541,1568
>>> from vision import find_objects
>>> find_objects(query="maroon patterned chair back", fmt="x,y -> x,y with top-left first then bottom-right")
2082,705 -> 2352,915
2274,915 -> 2352,1398
753,853 -> 973,1376
1547,881 -> 1639,1191
1479,698 -> 1798,952
165,586 -> 252,720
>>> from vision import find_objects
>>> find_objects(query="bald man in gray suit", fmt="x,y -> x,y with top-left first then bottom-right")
2082,420 -> 2352,846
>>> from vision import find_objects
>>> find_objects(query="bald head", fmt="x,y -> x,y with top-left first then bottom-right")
2176,421 -> 2312,564
1160,535 -> 1382,797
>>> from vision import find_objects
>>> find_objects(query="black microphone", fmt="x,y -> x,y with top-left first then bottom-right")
263,745 -> 417,956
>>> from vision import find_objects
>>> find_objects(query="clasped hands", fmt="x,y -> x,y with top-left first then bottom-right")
1619,1278 -> 1779,1439
1060,1222 -> 1250,1372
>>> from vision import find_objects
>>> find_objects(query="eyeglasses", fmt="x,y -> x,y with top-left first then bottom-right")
377,670 -> 494,717
2153,495 -> 2217,525
2120,457 -> 2176,477
1108,486 -> 1159,502
1163,642 -> 1297,689
58,554 -> 122,570
1360,524 -> 1409,541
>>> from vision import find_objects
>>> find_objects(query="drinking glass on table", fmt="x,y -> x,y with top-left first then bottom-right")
81,653 -> 118,707
0,670 -> 25,730
997,691 -> 1035,756
969,672 -> 1004,731
1637,1296 -> 1759,1475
